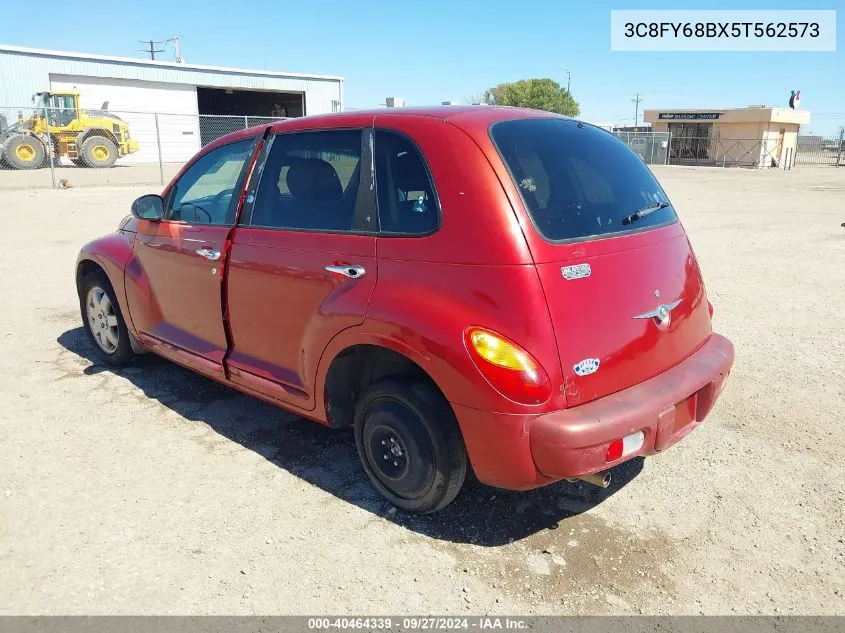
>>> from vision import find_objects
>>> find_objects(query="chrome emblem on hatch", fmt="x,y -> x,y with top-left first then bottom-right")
562,263 -> 591,280
573,358 -> 600,377
633,299 -> 682,328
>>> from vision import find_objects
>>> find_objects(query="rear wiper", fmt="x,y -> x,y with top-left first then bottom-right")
622,202 -> 670,226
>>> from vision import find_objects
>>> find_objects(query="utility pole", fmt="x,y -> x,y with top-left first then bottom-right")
138,40 -> 165,60
631,93 -> 643,129
166,36 -> 183,63
563,69 -> 571,94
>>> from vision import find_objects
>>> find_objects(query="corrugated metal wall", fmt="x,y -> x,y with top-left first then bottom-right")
0,47 -> 343,114
48,75 -> 202,163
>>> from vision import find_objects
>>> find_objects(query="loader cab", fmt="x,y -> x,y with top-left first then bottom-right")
35,92 -> 80,128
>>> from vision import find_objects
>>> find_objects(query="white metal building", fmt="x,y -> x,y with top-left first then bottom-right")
0,45 -> 344,163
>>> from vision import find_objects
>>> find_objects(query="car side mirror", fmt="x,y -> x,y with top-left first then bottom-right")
131,194 -> 164,221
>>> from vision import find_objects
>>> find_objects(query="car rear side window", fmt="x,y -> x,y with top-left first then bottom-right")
491,119 -> 677,242
374,130 -> 439,235
248,130 -> 366,233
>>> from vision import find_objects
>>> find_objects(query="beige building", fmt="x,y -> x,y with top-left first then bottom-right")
643,106 -> 811,168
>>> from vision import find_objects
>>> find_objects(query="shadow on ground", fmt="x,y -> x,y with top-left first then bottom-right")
58,327 -> 644,546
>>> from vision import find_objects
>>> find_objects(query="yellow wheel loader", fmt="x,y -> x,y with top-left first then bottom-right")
0,92 -> 140,170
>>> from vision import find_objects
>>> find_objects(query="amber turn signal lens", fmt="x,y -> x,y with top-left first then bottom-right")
464,327 -> 551,405
469,330 -> 539,374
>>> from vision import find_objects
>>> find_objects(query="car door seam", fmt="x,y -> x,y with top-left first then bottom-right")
220,133 -> 268,380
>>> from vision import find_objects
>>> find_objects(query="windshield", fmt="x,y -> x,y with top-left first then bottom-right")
50,95 -> 75,110
490,118 -> 677,242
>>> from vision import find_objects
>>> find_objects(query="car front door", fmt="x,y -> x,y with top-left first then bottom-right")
125,135 -> 259,377
225,126 -> 378,408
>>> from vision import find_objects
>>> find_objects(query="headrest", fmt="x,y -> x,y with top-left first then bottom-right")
392,151 -> 428,191
286,158 -> 342,201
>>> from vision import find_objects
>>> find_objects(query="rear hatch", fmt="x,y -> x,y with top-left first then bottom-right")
490,119 -> 712,406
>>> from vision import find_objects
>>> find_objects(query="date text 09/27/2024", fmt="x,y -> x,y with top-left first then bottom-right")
307,617 -> 529,630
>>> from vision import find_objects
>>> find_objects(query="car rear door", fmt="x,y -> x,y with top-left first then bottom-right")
224,122 -> 378,409
485,118 -> 713,406
124,135 -> 260,378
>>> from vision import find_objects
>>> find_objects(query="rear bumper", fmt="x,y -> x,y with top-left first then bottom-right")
530,333 -> 734,479
452,333 -> 733,489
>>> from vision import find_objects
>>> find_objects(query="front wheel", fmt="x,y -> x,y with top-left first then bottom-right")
79,270 -> 136,366
80,136 -> 118,168
354,378 -> 467,513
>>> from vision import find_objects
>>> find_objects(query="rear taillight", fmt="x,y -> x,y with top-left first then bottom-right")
464,326 -> 551,405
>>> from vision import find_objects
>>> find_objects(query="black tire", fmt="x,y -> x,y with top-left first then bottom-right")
79,270 -> 136,366
3,135 -> 46,170
354,378 -> 467,513
80,136 -> 118,168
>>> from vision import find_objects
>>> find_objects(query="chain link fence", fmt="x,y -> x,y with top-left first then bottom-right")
615,128 -> 845,169
612,131 -> 670,165
794,130 -> 845,166
0,105 -> 286,189
2,104 -> 843,189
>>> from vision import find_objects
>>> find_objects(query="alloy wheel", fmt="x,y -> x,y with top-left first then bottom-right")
85,286 -> 119,354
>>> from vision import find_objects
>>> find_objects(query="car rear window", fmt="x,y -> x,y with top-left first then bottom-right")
490,118 -> 677,242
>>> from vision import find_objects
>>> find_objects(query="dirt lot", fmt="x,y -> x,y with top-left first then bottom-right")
0,163 -> 183,190
0,166 -> 843,615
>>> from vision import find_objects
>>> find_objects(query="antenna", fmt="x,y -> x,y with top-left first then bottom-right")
631,93 -> 643,128
138,40 -> 165,60
167,36 -> 184,63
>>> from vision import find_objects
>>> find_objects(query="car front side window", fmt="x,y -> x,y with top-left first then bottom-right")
165,138 -> 257,226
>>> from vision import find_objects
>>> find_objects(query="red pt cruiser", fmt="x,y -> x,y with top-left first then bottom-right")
76,106 -> 734,513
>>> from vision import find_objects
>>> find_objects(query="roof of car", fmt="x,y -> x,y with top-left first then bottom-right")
343,105 -> 490,118
199,106 -> 578,153
259,106 -> 575,139
312,105 -> 573,121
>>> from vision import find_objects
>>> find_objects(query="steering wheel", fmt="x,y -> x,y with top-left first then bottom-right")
177,202 -> 213,224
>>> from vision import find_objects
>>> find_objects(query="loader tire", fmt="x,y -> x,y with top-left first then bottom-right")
81,136 -> 118,168
3,135 -> 46,170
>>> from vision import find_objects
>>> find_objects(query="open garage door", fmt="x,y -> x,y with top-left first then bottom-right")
196,87 -> 304,146
49,74 -> 201,164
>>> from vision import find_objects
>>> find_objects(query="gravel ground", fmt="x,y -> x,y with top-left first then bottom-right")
0,163 -> 182,190
0,166 -> 843,615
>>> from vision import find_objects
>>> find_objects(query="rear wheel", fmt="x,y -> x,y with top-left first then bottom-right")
354,379 -> 467,513
3,135 -> 46,170
79,270 -> 135,366
80,136 -> 118,168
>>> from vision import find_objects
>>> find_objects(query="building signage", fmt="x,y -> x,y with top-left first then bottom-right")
658,112 -> 721,120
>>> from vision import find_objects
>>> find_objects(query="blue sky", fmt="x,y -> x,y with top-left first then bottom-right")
2,0 -> 843,134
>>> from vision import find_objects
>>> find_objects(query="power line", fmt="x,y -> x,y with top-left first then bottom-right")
631,93 -> 643,128
138,40 -> 165,60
